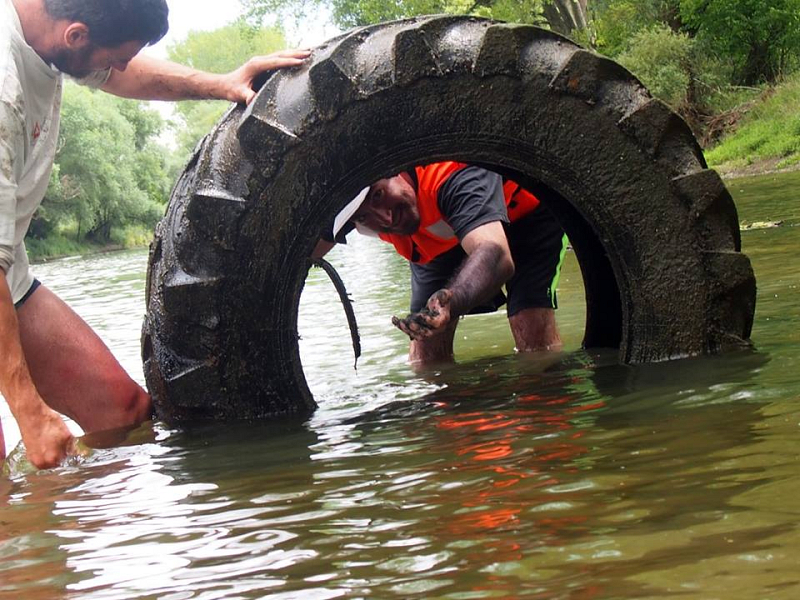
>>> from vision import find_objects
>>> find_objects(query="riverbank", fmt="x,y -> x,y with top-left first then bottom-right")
716,158 -> 800,180
705,72 -> 800,177
29,243 -> 144,265
26,227 -> 153,264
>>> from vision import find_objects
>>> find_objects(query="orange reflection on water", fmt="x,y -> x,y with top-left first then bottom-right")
431,394 -> 604,538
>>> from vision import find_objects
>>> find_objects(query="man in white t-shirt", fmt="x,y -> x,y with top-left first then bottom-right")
0,0 -> 310,469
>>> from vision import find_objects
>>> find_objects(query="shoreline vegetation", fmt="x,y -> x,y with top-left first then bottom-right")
27,226 -> 155,264
29,241 -> 140,264
705,72 -> 800,178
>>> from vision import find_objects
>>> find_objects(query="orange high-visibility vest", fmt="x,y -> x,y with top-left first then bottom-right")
379,162 -> 540,264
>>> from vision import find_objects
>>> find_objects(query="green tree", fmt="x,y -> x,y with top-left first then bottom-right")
111,96 -> 174,208
33,84 -> 168,244
114,96 -> 164,151
617,25 -> 695,107
679,0 -> 800,85
242,0 -> 589,34
167,21 -> 288,156
26,164 -> 77,240
587,0 -> 681,56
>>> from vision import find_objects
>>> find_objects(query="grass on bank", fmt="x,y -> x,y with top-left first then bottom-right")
25,225 -> 155,263
706,72 -> 800,171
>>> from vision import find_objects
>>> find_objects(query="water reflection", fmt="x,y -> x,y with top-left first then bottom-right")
300,350 -> 787,598
1,347 -> 798,598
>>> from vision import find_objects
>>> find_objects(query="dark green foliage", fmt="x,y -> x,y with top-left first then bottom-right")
680,0 -> 800,85
577,0 -> 800,144
613,25 -> 734,131
616,25 -> 695,107
590,1 -> 800,86
588,0 -> 681,55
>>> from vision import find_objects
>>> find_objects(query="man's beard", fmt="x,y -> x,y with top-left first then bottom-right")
50,46 -> 96,78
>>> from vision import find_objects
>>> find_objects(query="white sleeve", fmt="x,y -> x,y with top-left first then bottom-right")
72,68 -> 112,89
0,99 -> 23,250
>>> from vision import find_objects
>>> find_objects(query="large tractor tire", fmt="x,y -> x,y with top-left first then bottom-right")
143,16 -> 756,424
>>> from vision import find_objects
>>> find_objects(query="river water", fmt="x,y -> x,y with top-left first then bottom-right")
1,171 -> 799,599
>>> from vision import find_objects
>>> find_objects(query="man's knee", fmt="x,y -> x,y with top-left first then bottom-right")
107,379 -> 152,427
509,307 -> 562,352
123,387 -> 153,425
76,371 -> 152,432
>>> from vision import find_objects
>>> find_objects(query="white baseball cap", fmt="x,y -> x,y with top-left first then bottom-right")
332,186 -> 380,238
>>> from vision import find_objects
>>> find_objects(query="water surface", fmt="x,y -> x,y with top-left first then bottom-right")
1,172 -> 799,599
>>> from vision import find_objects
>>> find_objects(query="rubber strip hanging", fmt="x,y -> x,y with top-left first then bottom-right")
312,258 -> 362,369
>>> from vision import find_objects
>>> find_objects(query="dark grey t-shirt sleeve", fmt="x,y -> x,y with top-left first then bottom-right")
437,166 -> 509,241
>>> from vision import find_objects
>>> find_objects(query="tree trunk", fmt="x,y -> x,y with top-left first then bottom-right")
542,0 -> 589,35
741,41 -> 774,85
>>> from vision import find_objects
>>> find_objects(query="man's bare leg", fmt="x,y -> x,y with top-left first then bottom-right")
509,307 -> 562,352
408,319 -> 459,366
0,421 -> 5,462
16,285 -> 151,434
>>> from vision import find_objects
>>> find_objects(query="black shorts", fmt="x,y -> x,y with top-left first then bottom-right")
14,278 -> 41,310
409,205 -> 567,317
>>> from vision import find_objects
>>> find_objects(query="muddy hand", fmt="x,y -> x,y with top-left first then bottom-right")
392,289 -> 453,340
392,311 -> 439,340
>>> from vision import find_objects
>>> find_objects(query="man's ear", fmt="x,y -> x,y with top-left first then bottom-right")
63,23 -> 91,49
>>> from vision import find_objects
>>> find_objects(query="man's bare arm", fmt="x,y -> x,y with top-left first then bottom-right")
102,50 -> 310,105
312,239 -> 336,260
0,275 -> 74,469
447,221 -> 515,315
392,221 -> 514,340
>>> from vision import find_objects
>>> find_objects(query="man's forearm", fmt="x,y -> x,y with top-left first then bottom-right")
447,243 -> 514,317
312,239 -> 336,260
0,276 -> 45,424
102,50 -> 310,105
102,55 -> 226,101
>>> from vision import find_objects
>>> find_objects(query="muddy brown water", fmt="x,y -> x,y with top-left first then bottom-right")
1,171 -> 799,598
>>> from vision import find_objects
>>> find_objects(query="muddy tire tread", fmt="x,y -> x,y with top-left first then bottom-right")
144,16 -> 756,424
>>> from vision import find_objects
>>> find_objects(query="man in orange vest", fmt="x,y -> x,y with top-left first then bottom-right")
317,162 -> 568,364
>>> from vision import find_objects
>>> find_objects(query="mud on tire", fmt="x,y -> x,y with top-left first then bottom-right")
143,16 -> 756,424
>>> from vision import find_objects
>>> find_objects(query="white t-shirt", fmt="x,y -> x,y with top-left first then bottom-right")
0,0 -> 109,303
